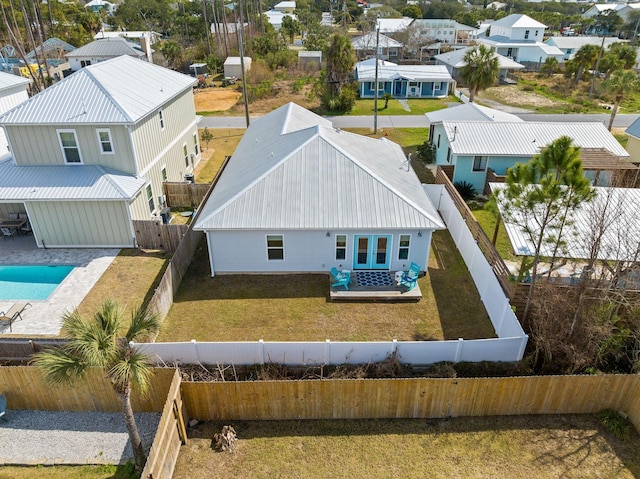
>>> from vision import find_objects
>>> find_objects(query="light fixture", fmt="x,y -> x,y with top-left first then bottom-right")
417,231 -> 422,237
326,232 -> 331,237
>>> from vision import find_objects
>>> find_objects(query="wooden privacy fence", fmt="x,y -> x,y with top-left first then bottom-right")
134,220 -> 188,253
435,166 -> 514,298
141,370 -> 187,479
181,375 -> 640,433
163,182 -> 211,208
0,366 -> 175,412
0,338 -> 66,361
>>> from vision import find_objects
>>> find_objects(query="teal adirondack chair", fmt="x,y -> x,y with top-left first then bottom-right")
399,262 -> 420,290
330,267 -> 351,290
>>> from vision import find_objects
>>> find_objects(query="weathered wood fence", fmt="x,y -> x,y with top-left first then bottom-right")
0,338 -> 66,362
163,182 -> 211,209
435,166 -> 514,298
133,220 -> 189,253
141,370 -> 187,479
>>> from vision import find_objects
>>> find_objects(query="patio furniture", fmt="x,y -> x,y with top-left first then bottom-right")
1,227 -> 14,240
0,394 -> 6,421
399,262 -> 421,290
20,221 -> 32,235
8,213 -> 18,220
0,302 -> 32,332
330,267 -> 351,290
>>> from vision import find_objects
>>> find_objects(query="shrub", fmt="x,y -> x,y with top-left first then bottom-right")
598,409 -> 632,440
453,181 -> 476,201
416,139 -> 436,164
522,84 -> 535,92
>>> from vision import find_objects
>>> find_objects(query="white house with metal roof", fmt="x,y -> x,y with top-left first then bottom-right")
431,120 -> 630,193
65,37 -> 148,71
352,32 -> 404,61
0,72 -> 30,153
0,55 -> 201,248
412,19 -> 478,44
194,102 -> 444,275
545,36 -> 628,62
477,14 -> 563,64
625,116 -> 640,164
434,46 -> 524,82
354,60 -> 453,98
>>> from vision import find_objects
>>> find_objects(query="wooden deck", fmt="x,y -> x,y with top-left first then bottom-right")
329,271 -> 422,302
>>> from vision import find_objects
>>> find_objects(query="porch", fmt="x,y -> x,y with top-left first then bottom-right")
329,270 -> 422,302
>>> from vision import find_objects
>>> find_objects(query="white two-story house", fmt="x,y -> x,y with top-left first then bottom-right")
0,55 -> 200,248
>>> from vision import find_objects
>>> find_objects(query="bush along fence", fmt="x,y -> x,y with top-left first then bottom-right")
132,184 -> 528,367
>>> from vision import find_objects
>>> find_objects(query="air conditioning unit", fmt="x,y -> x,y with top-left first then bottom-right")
158,194 -> 167,206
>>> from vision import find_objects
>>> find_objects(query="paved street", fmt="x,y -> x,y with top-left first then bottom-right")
198,112 -> 640,129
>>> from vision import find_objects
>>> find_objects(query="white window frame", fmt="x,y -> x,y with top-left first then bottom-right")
473,155 -> 488,172
266,234 -> 284,261
57,129 -> 83,164
183,143 -> 189,168
146,184 -> 155,214
161,165 -> 167,181
193,132 -> 199,156
434,82 -> 441,91
335,234 -> 347,261
398,234 -> 411,261
159,109 -> 165,130
96,128 -> 114,155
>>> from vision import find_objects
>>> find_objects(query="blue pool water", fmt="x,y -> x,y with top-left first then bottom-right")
0,265 -> 75,301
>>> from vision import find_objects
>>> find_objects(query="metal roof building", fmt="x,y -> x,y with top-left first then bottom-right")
426,103 -> 522,124
355,63 -> 452,82
65,37 -> 145,60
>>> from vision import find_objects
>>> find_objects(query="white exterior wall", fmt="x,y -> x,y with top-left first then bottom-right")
6,124 -> 135,172
205,229 -> 434,275
0,84 -> 29,153
68,56 -> 113,71
490,25 -> 544,41
26,200 -> 134,247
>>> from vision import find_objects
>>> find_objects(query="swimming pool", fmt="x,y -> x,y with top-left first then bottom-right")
0,265 -> 75,301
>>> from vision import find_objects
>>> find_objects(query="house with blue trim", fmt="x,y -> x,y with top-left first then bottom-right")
429,119 -> 630,193
354,60 -> 453,99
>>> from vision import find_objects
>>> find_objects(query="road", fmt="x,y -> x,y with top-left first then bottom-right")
198,112 -> 640,129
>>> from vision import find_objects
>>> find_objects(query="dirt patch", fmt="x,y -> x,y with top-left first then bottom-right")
483,84 -> 563,108
229,81 -> 320,114
194,88 -> 241,112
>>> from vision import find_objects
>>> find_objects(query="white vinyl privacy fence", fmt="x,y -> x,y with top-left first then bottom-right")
136,185 -> 527,366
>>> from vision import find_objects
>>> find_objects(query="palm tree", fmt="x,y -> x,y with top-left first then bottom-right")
325,33 -> 355,96
571,44 -> 599,85
460,45 -> 499,102
33,300 -> 161,473
540,57 -> 558,77
601,70 -> 640,131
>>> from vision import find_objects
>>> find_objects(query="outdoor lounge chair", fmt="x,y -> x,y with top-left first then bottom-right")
0,394 -> 6,421
330,267 -> 351,290
1,227 -> 14,240
0,302 -> 31,332
399,262 -> 421,291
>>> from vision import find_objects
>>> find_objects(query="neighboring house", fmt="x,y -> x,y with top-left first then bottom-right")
26,37 -> 76,61
224,57 -> 252,79
321,11 -> 333,26
434,46 -> 524,82
431,120 -> 630,193
274,1 -> 296,13
298,51 -> 321,69
93,31 -> 158,62
65,37 -> 147,71
264,10 -> 296,30
352,32 -> 403,61
0,56 -> 201,248
625,116 -> 640,163
210,22 -> 248,35
412,19 -> 477,44
426,103 -> 523,124
193,102 -> 444,275
478,14 -> 564,64
545,36 -> 626,62
583,3 -> 640,22
354,59 -> 453,98
375,17 -> 414,35
0,72 -> 30,152
84,0 -> 115,14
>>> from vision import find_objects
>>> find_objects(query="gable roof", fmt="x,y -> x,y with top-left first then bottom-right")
545,36 -> 624,50
0,157 -> 145,201
0,71 -> 30,92
375,17 -> 414,33
426,103 -> 523,123
65,37 -> 144,59
442,121 -> 629,157
490,14 -> 547,29
0,55 -> 196,125
355,63 -> 452,82
625,116 -> 640,139
434,46 -> 524,69
194,103 -> 444,231
352,32 -> 403,49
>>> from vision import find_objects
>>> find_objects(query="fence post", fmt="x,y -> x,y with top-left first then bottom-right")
191,339 -> 199,364
455,338 -> 464,362
517,335 -> 528,361
325,339 -> 331,365
259,339 -> 265,365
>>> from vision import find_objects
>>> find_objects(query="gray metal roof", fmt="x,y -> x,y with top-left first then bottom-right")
195,103 -> 444,231
545,36 -> 625,51
0,55 -> 196,125
356,64 -> 453,82
490,14 -> 546,29
426,103 -> 522,123
442,121 -> 629,157
65,37 -> 144,59
352,32 -> 403,50
625,117 -> 640,139
434,47 -> 524,70
0,71 -> 30,92
492,183 -> 640,261
0,157 -> 146,201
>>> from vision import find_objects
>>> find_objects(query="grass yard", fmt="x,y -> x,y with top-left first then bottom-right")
0,464 -> 136,479
173,415 -> 640,479
75,249 -> 169,321
471,208 -> 517,263
195,128 -> 245,183
347,96 -> 457,116
157,226 -> 494,342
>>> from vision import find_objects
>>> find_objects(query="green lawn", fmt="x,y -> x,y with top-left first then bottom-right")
0,464 -> 137,479
157,228 -> 495,342
471,208 -> 517,263
173,415 -> 640,479
347,96 -> 458,116
195,128 -> 245,183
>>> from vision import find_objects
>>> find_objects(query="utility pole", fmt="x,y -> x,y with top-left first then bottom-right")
238,0 -> 250,127
374,25 -> 380,134
589,34 -> 606,99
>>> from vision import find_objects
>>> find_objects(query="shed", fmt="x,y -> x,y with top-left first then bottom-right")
298,51 -> 321,70
189,63 -> 207,77
223,56 -> 252,79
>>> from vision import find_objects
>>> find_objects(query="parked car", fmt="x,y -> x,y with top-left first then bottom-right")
221,76 -> 237,87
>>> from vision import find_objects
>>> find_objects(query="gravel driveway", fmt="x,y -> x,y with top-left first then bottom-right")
0,410 -> 160,465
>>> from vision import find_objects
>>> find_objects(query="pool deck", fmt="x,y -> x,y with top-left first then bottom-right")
0,240 -> 119,336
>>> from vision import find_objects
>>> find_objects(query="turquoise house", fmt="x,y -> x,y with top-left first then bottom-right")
429,120 -> 630,193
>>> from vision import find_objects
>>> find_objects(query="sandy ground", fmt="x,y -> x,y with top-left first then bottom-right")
194,89 -> 241,112
483,84 -> 563,108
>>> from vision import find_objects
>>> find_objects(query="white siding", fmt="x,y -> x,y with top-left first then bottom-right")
27,200 -> 134,247
0,85 -> 28,152
206,230 -> 434,275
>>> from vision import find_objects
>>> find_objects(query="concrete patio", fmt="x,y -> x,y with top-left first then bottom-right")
0,241 -> 119,335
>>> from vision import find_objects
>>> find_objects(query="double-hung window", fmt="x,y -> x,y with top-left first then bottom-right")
398,235 -> 410,260
473,155 -> 488,171
335,235 -> 347,260
146,184 -> 155,213
161,166 -> 167,181
524,30 -> 530,39
96,129 -> 113,154
267,235 -> 284,260
57,130 -> 82,164
183,143 -> 189,167
159,109 -> 165,130
193,132 -> 199,156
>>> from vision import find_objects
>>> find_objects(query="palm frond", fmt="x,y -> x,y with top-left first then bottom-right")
125,306 -> 161,342
93,299 -> 123,338
108,349 -> 155,396
32,347 -> 87,385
